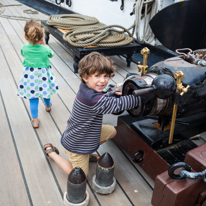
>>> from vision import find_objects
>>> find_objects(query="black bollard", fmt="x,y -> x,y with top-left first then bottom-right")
92,153 -> 116,194
96,153 -> 114,187
64,167 -> 89,206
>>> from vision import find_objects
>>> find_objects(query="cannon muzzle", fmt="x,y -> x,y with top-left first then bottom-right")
132,86 -> 156,97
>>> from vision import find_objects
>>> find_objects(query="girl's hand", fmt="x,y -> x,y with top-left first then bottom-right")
115,92 -> 122,96
39,39 -> 45,45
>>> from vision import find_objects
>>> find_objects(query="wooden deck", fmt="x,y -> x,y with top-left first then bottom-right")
0,0 -> 155,205
1,0 -> 206,205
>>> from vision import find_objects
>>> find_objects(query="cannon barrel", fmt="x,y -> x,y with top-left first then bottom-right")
122,49 -> 206,119
132,86 -> 155,97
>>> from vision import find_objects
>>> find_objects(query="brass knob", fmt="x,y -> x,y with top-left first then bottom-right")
180,85 -> 190,96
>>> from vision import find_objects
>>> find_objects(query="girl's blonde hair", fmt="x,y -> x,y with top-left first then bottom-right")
24,20 -> 43,45
78,52 -> 117,82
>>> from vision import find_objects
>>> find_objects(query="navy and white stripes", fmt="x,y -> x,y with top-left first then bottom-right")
61,82 -> 139,154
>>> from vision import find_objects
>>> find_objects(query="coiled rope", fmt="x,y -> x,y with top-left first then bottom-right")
133,0 -> 160,44
47,14 -> 134,47
47,0 -> 160,47
47,14 -> 100,30
63,25 -> 134,47
0,3 -> 40,21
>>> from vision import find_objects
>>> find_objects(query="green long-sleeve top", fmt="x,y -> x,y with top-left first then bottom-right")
21,43 -> 54,68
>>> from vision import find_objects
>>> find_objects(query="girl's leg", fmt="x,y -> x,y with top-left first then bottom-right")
29,98 -> 39,127
43,98 -> 51,107
43,98 -> 51,112
46,146 -> 73,175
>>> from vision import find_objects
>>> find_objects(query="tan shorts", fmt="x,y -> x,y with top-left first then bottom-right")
65,124 -> 115,177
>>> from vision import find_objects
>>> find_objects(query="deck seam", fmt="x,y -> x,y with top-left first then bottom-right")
96,151 -> 135,206
0,87 -> 33,206
2,3 -> 153,204
0,31 -> 64,198
119,147 -> 154,190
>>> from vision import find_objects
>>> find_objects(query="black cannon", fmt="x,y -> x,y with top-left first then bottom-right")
113,48 -> 206,151
123,49 -> 206,119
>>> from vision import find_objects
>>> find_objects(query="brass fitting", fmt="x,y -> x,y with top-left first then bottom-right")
137,47 -> 150,74
168,70 -> 190,144
174,71 -> 190,95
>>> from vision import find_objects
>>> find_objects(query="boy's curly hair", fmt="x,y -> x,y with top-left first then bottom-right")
78,52 -> 117,82
24,20 -> 43,45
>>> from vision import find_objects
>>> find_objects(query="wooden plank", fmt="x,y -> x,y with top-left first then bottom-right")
17,0 -> 153,198
1,4 -> 100,205
87,163 -> 134,206
97,140 -> 153,206
0,93 -> 30,205
2,1 -> 154,205
0,20 -> 63,206
122,151 -> 155,189
7,6 -> 147,205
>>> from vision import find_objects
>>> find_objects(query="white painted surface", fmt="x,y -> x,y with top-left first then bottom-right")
44,0 -> 177,45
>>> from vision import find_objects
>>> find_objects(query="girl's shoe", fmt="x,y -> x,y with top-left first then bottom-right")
45,102 -> 52,112
31,118 -> 40,128
44,143 -> 59,157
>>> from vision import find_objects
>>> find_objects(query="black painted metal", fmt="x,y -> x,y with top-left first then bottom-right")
55,0 -> 61,5
95,153 -> 114,187
131,112 -> 206,150
148,55 -> 206,118
118,115 -> 199,162
17,0 -> 76,16
150,0 -> 206,51
98,153 -> 114,168
152,74 -> 176,99
120,0 -> 124,10
168,162 -> 191,180
67,167 -> 86,204
132,74 -> 176,99
66,0 -> 72,7
132,150 -> 144,163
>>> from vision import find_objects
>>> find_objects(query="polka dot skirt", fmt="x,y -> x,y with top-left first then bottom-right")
17,66 -> 59,99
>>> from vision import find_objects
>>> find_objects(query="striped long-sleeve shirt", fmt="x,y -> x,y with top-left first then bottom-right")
61,82 -> 139,154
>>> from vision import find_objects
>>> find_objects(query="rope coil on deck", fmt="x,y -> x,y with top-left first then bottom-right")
47,14 -> 100,30
63,25 -> 133,47
0,3 -> 40,21
47,14 -> 134,47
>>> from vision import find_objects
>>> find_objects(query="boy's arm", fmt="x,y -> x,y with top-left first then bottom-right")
94,95 -> 139,114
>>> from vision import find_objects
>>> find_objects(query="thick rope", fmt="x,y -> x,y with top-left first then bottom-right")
47,14 -> 100,30
48,14 -> 134,47
23,9 -> 39,14
63,25 -> 133,47
0,3 -> 40,21
133,0 -> 160,44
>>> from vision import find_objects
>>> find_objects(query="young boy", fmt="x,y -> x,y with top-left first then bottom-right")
44,52 -> 139,177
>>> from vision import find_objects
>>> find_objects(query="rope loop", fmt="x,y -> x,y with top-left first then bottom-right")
133,0 -> 160,44
47,14 -> 134,47
0,3 -> 40,21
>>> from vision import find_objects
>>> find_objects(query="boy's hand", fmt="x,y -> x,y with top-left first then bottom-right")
115,92 -> 122,96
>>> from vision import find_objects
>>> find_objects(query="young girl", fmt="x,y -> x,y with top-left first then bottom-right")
17,20 -> 59,128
